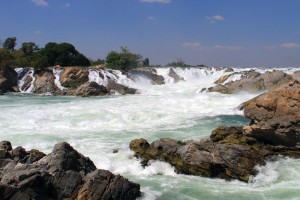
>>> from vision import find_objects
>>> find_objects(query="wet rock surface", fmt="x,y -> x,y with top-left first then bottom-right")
130,81 -> 300,182
0,141 -> 141,200
241,80 -> 300,147
33,69 -> 60,95
129,68 -> 165,85
209,70 -> 292,94
60,66 -> 89,88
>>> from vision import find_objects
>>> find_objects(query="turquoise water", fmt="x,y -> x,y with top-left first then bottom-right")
1,67 -> 299,199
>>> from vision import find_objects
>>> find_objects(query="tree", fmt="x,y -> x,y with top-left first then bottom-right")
21,42 -> 39,56
32,42 -> 91,69
142,58 -> 150,67
0,48 -> 14,68
3,37 -> 17,51
106,47 -> 142,71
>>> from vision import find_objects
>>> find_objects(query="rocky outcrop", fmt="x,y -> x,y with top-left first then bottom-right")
209,70 -> 292,94
168,68 -> 184,83
0,141 -> 141,200
106,80 -> 138,95
129,68 -> 165,85
241,80 -> 300,147
60,67 -> 89,88
33,69 -> 60,94
131,80 -> 300,182
0,66 -> 18,93
67,81 -> 109,97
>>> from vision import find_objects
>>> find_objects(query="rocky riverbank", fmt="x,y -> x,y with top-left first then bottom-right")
130,80 -> 300,182
0,141 -> 141,200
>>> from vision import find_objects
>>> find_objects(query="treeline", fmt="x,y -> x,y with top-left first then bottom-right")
0,37 -> 150,71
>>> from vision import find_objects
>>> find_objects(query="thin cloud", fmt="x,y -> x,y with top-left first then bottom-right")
31,0 -> 48,6
281,42 -> 299,49
206,15 -> 224,23
182,42 -> 202,50
214,45 -> 242,50
147,16 -> 156,20
65,2 -> 71,7
140,0 -> 171,3
34,30 -> 42,35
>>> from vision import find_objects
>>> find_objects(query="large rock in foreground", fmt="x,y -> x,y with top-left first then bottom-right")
241,80 -> 300,147
0,141 -> 141,200
0,66 -> 18,93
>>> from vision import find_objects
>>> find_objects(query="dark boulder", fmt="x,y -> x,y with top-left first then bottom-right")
68,81 -> 109,97
0,66 -> 18,93
0,141 -> 141,200
106,80 -> 138,95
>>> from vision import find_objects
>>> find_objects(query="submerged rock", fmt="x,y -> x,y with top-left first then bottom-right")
0,141 -> 141,200
209,70 -> 292,94
168,68 -> 184,83
67,81 -> 109,97
129,68 -> 165,85
0,66 -> 18,93
106,80 -> 138,95
130,80 -> 300,182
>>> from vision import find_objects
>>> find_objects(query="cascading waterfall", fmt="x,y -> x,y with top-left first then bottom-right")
52,68 -> 65,91
15,67 -> 35,92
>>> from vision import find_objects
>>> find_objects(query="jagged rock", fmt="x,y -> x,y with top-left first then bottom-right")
106,80 -> 137,95
33,69 -> 60,95
0,89 -> 3,95
68,81 -> 109,97
129,68 -> 165,85
209,70 -> 291,94
241,80 -> 300,147
0,66 -> 18,93
60,67 -> 89,88
131,81 -> 300,182
168,68 -> 184,83
0,141 -> 141,200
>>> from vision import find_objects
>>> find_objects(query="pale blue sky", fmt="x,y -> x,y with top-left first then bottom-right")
1,0 -> 300,67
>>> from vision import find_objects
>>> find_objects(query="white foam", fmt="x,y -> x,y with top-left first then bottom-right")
53,69 -> 65,91
15,68 -> 35,92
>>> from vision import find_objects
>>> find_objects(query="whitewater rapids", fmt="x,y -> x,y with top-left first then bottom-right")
0,67 -> 299,200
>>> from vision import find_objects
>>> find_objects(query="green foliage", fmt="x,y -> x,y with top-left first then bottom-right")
166,58 -> 191,67
0,48 -> 14,67
90,58 -> 105,66
106,47 -> 142,71
3,37 -> 17,51
21,42 -> 39,56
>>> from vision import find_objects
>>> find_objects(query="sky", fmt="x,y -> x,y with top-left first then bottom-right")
1,0 -> 300,67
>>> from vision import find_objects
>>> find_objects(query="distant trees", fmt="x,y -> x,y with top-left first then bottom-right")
3,37 -> 17,51
0,37 -> 91,69
142,58 -> 150,67
0,49 -> 14,68
106,47 -> 143,71
166,59 -> 191,67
